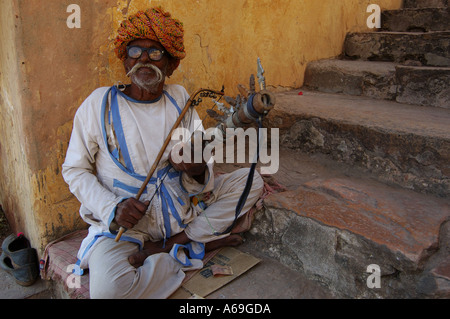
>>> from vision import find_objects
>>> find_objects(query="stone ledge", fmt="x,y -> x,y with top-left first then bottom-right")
304,59 -> 397,101
381,8 -> 450,32
396,65 -> 450,108
344,31 -> 450,67
265,90 -> 450,197
404,0 -> 448,8
304,59 -> 450,108
249,177 -> 450,298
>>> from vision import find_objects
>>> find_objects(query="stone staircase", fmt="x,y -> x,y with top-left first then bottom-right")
248,0 -> 450,298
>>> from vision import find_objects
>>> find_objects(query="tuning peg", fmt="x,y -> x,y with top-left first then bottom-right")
235,95 -> 242,109
206,109 -> 227,122
224,96 -> 237,106
213,100 -> 232,115
237,84 -> 250,99
249,74 -> 256,94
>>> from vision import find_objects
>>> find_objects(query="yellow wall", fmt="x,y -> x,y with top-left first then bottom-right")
0,0 -> 38,240
0,0 -> 402,253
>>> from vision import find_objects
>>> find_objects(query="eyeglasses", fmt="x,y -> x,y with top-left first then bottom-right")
126,46 -> 166,61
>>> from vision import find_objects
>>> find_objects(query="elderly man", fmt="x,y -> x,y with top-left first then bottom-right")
62,7 -> 263,299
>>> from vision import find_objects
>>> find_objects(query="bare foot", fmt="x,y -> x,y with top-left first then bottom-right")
128,240 -> 169,268
128,251 -> 149,268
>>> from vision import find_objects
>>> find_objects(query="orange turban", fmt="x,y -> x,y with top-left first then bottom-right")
114,7 -> 186,61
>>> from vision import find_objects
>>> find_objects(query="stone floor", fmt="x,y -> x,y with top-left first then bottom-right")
207,240 -> 334,299
0,239 -> 334,299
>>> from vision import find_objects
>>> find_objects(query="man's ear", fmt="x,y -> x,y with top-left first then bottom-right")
167,59 -> 181,77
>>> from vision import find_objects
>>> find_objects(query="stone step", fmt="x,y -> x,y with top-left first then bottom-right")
304,59 -> 397,101
344,31 -> 450,67
303,59 -> 450,108
265,90 -> 450,197
381,8 -> 450,32
249,176 -> 450,298
404,0 -> 448,8
396,64 -> 450,108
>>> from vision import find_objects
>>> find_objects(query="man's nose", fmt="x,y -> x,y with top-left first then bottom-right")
138,50 -> 151,63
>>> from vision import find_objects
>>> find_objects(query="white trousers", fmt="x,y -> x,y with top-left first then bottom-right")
88,168 -> 263,299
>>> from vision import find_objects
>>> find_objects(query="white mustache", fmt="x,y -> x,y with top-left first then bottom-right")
127,63 -> 165,93
126,63 -> 162,79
